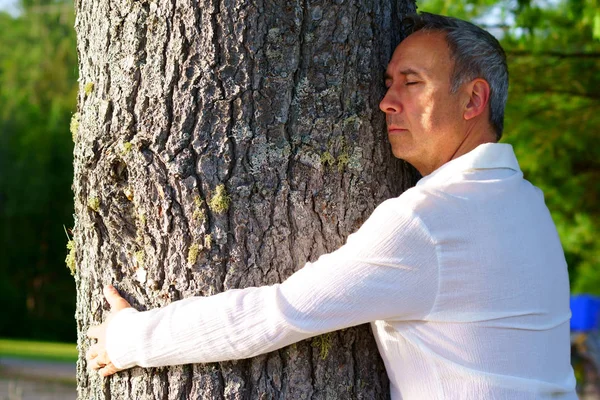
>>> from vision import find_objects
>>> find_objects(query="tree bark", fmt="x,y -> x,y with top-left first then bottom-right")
72,0 -> 417,398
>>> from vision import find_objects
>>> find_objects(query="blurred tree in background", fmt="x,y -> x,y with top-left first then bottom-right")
419,0 -> 600,295
0,0 -> 77,341
0,0 -> 598,342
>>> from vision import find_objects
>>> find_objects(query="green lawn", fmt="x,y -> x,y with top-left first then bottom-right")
0,338 -> 78,363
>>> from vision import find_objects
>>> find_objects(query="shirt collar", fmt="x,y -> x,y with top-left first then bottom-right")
416,143 -> 521,188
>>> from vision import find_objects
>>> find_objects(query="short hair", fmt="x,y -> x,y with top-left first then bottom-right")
402,12 -> 509,140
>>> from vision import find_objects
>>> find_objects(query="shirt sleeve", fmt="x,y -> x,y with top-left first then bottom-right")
105,198 -> 439,369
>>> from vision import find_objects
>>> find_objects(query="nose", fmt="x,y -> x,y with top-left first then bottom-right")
379,89 -> 401,114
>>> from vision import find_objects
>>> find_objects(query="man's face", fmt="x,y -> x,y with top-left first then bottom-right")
380,31 -> 466,175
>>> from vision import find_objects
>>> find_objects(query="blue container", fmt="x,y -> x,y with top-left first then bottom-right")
570,295 -> 600,331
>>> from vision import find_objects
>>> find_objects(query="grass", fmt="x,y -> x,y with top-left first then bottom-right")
0,338 -> 78,363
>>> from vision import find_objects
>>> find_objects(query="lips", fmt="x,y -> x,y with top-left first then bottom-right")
387,127 -> 408,134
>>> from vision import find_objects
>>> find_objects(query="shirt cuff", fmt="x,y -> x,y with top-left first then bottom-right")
105,307 -> 144,370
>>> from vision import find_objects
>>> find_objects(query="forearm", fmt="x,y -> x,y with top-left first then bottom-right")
106,285 -> 313,369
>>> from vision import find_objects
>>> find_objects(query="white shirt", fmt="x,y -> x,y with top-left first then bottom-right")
106,143 -> 577,399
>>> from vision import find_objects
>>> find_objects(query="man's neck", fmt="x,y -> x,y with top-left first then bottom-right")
417,125 -> 497,177
449,125 -> 497,164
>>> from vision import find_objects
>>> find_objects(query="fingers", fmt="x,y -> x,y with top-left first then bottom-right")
87,323 -> 104,340
89,357 -> 105,371
86,344 -> 107,371
99,362 -> 120,377
86,344 -> 99,361
88,285 -> 131,340
103,285 -> 132,311
86,285 -> 130,378
87,344 -> 120,376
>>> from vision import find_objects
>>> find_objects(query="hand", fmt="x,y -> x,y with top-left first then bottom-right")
86,285 -> 132,377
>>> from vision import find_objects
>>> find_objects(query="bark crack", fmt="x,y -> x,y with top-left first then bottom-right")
223,100 -> 237,182
281,0 -> 308,279
351,331 -> 359,399
183,364 -> 194,400
211,0 -> 226,99
218,363 -> 226,400
308,341 -> 317,400
278,348 -> 287,400
159,0 -> 177,153
339,2 -> 360,119
126,2 -> 148,142
161,368 -> 169,400
126,369 -> 133,399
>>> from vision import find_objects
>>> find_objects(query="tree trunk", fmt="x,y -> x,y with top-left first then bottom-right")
72,0 -> 417,398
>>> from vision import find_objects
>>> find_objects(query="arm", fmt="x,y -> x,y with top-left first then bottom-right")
87,199 -> 439,375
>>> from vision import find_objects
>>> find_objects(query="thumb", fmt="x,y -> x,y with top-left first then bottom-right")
103,285 -> 132,311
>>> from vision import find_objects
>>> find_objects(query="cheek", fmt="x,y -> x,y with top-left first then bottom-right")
428,95 -> 460,129
415,95 -> 438,131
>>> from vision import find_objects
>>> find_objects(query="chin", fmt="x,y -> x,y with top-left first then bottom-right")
391,149 -> 412,163
390,146 -> 420,170
389,142 -> 409,158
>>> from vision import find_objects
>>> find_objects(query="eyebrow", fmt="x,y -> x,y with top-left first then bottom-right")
384,68 -> 424,80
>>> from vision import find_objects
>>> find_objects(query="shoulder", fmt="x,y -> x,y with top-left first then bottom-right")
376,185 -> 444,223
355,187 -> 441,248
371,184 -> 469,247
341,189 -> 438,267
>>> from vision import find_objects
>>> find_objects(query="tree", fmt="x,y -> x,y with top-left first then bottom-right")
73,0 -> 418,398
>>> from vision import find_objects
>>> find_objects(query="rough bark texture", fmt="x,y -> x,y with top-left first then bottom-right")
72,0 -> 418,398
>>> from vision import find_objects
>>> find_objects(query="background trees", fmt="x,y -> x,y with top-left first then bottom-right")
0,0 -> 77,341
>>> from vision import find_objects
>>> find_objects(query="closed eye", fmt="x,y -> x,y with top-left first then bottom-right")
405,81 -> 420,86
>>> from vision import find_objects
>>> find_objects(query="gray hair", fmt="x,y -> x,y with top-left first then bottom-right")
402,12 -> 509,140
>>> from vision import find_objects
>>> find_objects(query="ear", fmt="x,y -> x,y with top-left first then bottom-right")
463,79 -> 490,121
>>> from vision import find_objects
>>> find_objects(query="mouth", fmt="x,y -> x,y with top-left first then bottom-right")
387,127 -> 408,135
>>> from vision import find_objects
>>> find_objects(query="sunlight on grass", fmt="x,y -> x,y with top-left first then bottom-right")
0,338 -> 77,362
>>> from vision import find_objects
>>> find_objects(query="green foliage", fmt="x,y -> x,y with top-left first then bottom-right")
0,1 -> 77,341
417,0 -> 600,294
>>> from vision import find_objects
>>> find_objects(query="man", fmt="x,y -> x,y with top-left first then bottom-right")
87,12 -> 577,399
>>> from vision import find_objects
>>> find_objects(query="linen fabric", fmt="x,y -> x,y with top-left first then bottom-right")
106,143 -> 577,399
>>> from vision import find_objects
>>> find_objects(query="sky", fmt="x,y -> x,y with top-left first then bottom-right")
0,0 -> 19,15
